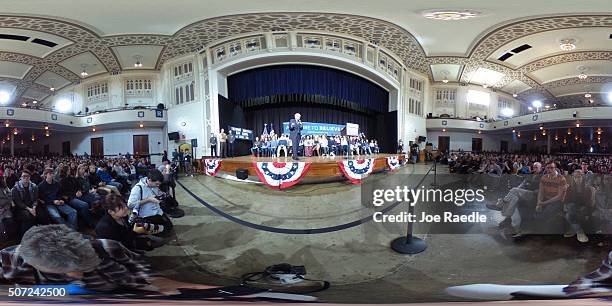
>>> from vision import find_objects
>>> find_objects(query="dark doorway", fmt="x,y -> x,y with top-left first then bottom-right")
133,135 -> 150,157
500,141 -> 508,153
61,141 -> 70,156
91,137 -> 104,157
472,138 -> 482,152
438,136 -> 450,154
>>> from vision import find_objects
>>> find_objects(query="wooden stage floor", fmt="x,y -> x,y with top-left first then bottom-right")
214,153 -> 403,178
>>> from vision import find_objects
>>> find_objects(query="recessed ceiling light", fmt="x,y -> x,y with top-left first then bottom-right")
422,10 -> 481,20
577,73 -> 587,80
512,93 -> 518,97
584,93 -> 592,98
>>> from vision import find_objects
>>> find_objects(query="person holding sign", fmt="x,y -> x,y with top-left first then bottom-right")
289,113 -> 303,161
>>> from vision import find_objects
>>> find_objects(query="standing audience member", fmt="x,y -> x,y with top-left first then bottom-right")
219,129 -> 228,158
209,133 -> 218,157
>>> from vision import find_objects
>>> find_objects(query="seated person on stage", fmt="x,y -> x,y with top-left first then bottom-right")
277,134 -> 289,157
313,135 -> 321,156
11,170 -> 38,241
304,136 -> 313,157
513,161 -> 568,238
320,135 -> 329,156
362,139 -> 372,155
96,194 -> 165,252
563,169 -> 595,243
487,162 -> 542,227
327,136 -> 336,157
251,137 -> 262,157
341,136 -> 348,156
269,135 -> 278,157
260,136 -> 269,157
127,170 -> 173,234
38,168 -> 78,230
373,140 -> 380,154
96,164 -> 123,193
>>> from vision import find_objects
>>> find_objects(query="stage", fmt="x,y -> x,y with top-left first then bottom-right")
204,153 -> 405,185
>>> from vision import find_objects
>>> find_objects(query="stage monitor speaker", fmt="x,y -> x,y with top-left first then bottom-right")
418,136 -> 427,142
157,103 -> 165,110
236,168 -> 249,180
168,132 -> 180,141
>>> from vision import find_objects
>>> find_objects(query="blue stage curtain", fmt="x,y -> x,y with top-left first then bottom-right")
227,65 -> 389,113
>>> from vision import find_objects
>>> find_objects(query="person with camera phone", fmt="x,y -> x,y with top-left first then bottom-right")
127,170 -> 173,236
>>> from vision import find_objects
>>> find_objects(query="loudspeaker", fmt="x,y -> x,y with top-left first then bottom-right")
573,111 -> 577,118
191,138 -> 198,148
418,136 -> 427,142
168,132 -> 180,141
236,169 -> 249,180
157,103 -> 165,110
85,107 -> 89,113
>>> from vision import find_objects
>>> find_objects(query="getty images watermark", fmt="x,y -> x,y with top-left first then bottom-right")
370,185 -> 488,224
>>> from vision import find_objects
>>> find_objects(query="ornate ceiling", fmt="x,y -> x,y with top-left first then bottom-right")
0,2 -> 609,107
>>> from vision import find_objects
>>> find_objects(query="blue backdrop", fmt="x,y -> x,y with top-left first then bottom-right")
227,65 -> 389,113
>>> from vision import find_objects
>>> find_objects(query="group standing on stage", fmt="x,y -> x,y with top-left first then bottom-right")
249,133 -> 380,158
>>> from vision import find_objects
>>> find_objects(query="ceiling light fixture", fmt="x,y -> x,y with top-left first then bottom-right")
422,10 -> 481,20
133,55 -> 143,68
577,73 -> 587,80
80,64 -> 89,77
139,123 -> 144,128
92,127 -> 96,132
0,91 -> 10,104
21,102 -> 27,107
32,100 -> 37,104
441,70 -> 449,83
584,93 -> 592,98
512,93 -> 518,98
559,38 -> 576,51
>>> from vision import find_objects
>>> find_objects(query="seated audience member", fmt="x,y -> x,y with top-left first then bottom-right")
487,162 -> 542,227
0,224 -> 153,291
127,170 -> 173,233
97,164 -> 123,192
59,166 -> 94,228
96,194 -> 165,251
38,168 -> 77,230
0,176 -> 14,240
89,165 -> 120,195
563,169 -> 595,243
593,174 -> 612,234
513,161 -> 568,238
11,170 -> 38,241
4,167 -> 18,190
75,164 -> 102,206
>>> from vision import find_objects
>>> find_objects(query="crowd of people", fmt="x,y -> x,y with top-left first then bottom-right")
250,132 -> 380,158
445,151 -> 612,243
0,153 -> 178,251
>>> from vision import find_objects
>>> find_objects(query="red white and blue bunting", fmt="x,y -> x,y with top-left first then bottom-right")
386,155 -> 401,171
253,162 -> 312,189
337,159 -> 376,184
204,159 -> 222,176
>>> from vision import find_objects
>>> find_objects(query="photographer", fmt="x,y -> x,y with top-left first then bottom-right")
127,170 -> 173,234
96,194 -> 165,251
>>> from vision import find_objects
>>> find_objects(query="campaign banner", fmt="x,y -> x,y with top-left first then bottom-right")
282,121 -> 345,135
228,126 -> 253,141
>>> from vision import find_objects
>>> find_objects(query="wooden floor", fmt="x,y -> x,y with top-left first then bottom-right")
215,153 -> 403,178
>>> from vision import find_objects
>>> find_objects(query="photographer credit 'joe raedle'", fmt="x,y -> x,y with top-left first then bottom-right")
370,186 -> 487,224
